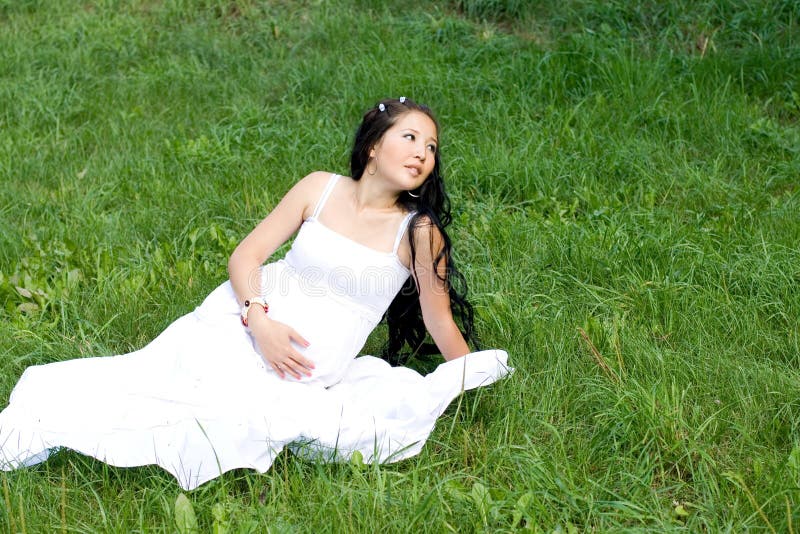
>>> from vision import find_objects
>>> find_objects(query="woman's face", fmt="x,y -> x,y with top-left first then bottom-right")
369,111 -> 438,192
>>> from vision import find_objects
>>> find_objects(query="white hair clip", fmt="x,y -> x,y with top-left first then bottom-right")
399,96 -> 406,104
378,103 -> 386,112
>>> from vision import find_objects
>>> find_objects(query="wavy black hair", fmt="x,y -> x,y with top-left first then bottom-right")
350,97 -> 478,364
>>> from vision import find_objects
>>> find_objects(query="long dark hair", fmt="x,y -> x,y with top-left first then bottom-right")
350,98 -> 478,364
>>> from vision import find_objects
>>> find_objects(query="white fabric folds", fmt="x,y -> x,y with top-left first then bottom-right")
0,307 -> 509,489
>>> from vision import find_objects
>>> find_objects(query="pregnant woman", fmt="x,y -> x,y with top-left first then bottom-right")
0,97 -> 509,490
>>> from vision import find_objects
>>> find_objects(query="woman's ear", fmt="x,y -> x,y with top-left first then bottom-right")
369,138 -> 383,159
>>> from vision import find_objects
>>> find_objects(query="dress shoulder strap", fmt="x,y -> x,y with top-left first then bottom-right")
311,173 -> 340,219
392,211 -> 417,255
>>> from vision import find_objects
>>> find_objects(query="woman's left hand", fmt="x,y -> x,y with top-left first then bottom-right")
249,312 -> 314,379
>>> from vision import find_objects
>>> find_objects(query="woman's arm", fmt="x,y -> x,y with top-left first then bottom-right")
228,171 -> 329,378
228,171 -> 327,304
412,218 -> 471,361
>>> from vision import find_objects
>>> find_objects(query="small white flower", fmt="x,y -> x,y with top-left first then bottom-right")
399,96 -> 406,104
378,103 -> 386,112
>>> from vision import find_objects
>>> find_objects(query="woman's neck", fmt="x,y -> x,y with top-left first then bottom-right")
353,175 -> 400,213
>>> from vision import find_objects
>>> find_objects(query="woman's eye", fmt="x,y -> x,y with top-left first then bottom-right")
428,144 -> 437,153
404,133 -> 415,141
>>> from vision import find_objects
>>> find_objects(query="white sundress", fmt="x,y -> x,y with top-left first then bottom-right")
0,173 -> 510,490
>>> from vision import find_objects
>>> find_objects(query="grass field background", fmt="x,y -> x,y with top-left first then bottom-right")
1,0 -> 799,531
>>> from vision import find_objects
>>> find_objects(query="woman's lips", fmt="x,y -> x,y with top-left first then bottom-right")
405,165 -> 421,177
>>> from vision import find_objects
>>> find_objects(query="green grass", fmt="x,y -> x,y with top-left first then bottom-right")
1,0 -> 799,531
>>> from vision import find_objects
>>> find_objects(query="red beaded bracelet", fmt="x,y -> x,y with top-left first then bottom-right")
240,297 -> 269,328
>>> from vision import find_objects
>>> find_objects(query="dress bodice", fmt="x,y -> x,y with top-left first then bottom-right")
276,174 -> 416,324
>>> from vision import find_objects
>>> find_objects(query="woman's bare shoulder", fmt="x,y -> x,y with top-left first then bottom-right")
410,214 -> 441,238
295,170 -> 332,190
293,171 -> 344,219
296,170 -> 356,190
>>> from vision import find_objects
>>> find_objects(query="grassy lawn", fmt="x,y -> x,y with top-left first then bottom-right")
1,0 -> 799,531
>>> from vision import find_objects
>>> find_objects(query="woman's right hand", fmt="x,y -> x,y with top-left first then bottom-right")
248,312 -> 314,380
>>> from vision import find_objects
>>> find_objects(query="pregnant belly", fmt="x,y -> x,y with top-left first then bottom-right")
193,263 -> 375,387
259,262 -> 373,386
